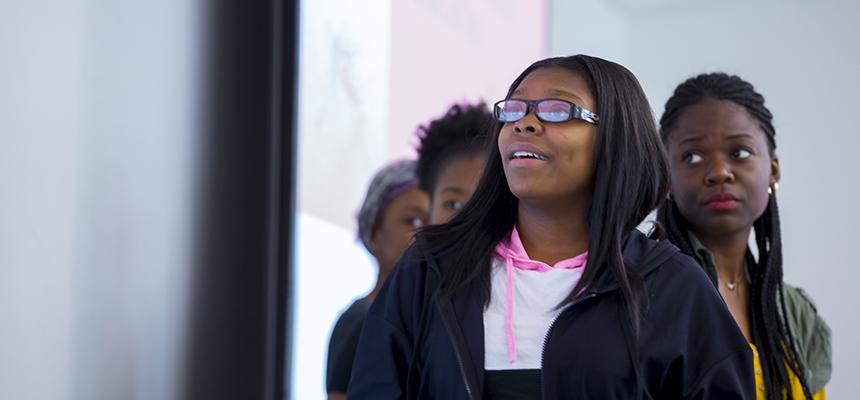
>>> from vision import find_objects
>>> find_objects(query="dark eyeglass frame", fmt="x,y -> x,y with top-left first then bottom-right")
493,98 -> 600,125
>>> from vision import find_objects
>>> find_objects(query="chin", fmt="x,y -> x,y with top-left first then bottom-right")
697,216 -> 753,236
510,187 -> 560,206
508,182 -> 540,200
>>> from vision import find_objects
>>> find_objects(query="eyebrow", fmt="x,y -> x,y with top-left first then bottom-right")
401,205 -> 427,214
678,136 -> 702,147
547,88 -> 587,104
724,133 -> 756,140
439,187 -> 466,195
511,88 -> 587,104
677,132 -> 757,147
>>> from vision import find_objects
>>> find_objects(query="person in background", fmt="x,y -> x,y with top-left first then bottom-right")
415,102 -> 493,225
655,72 -> 831,399
325,159 -> 429,400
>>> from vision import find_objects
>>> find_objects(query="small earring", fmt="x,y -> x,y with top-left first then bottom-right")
768,183 -> 779,195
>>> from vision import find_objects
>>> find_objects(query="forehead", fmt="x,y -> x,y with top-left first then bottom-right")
512,67 -> 596,111
669,99 -> 769,147
385,187 -> 428,214
435,154 -> 486,191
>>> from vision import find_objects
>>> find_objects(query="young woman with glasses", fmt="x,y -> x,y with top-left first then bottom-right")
654,73 -> 831,399
348,55 -> 755,399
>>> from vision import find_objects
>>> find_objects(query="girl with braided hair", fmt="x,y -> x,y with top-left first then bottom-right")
655,73 -> 832,399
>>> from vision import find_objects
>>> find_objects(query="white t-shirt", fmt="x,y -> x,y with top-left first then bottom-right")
483,257 -> 584,370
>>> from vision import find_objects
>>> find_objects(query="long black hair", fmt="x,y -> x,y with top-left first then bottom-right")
655,73 -> 811,399
419,55 -> 669,331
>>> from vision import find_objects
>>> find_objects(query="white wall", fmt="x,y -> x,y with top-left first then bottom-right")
0,1 -> 201,399
72,2 -> 200,399
291,213 -> 377,399
0,2 -> 82,398
551,1 -> 860,396
295,1 -> 393,397
297,0 -> 392,230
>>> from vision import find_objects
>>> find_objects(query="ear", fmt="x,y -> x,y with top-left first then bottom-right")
770,153 -> 781,186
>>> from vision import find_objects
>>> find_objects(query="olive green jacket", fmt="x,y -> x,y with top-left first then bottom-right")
688,233 -> 832,393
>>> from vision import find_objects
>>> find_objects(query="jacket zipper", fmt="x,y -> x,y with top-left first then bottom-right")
452,338 -> 474,400
436,297 -> 476,400
540,291 -> 598,399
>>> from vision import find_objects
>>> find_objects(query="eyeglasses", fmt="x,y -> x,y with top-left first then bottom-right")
493,98 -> 600,125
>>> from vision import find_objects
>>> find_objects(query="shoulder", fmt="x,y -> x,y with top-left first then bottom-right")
329,299 -> 371,352
626,230 -> 709,284
365,239 -> 438,331
648,249 -> 714,293
625,231 -> 718,300
781,282 -> 829,335
377,239 -> 436,295
327,299 -> 371,390
781,282 -> 832,391
782,282 -> 820,314
333,298 -> 371,332
644,250 -> 728,323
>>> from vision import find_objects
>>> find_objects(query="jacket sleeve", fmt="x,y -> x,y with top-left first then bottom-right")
347,245 -> 426,399
781,283 -> 832,393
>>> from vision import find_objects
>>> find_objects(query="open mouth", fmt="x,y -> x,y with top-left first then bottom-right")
511,151 -> 548,161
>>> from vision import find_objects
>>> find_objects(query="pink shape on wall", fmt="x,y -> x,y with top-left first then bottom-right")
389,0 -> 548,158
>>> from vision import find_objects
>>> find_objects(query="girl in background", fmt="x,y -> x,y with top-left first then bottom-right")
326,160 -> 428,399
656,73 -> 831,399
416,102 -> 493,225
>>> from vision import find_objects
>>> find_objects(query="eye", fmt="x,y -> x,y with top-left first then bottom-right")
732,148 -> 752,159
408,217 -> 424,229
682,153 -> 704,164
536,100 -> 572,122
496,100 -> 527,123
443,200 -> 463,211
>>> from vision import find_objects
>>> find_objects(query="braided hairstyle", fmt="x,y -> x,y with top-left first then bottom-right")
655,73 -> 811,399
415,102 -> 494,196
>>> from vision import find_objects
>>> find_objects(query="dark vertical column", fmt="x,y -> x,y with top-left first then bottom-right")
184,0 -> 297,399
276,0 -> 299,398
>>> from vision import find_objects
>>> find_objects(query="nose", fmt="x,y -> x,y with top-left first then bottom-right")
513,110 -> 543,135
704,158 -> 735,185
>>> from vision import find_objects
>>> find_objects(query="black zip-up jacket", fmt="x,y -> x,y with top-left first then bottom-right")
348,230 -> 755,399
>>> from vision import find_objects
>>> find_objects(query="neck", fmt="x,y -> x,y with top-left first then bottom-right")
694,226 -> 750,282
516,201 -> 589,266
366,267 -> 391,302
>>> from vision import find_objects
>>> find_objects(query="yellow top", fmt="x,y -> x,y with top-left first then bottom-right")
751,344 -> 826,399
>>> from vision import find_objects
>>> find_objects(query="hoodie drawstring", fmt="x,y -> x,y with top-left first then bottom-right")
505,256 -> 517,363
496,227 -> 587,364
